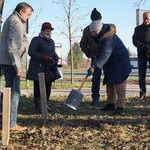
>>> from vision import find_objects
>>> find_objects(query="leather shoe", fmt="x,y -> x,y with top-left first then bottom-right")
90,98 -> 99,105
136,95 -> 146,101
10,124 -> 27,131
113,107 -> 123,115
100,104 -> 115,111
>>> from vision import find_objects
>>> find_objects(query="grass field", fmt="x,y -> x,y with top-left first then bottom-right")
0,93 -> 150,149
0,73 -> 150,149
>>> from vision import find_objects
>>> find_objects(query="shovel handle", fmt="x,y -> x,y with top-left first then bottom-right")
78,77 -> 87,91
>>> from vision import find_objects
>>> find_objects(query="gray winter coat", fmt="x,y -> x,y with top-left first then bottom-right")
0,11 -> 28,72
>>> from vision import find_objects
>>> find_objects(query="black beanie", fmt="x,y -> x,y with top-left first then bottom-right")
91,8 -> 102,21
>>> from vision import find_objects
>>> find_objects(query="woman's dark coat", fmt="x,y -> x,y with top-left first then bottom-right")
93,24 -> 131,85
26,36 -> 55,81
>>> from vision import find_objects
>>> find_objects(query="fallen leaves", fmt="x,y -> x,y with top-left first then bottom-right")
0,95 -> 149,149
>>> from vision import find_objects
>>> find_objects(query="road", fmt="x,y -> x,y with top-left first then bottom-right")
63,69 -> 150,78
21,83 -> 150,97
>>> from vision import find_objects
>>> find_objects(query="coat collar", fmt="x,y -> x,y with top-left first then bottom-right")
13,10 -> 26,23
99,24 -> 116,41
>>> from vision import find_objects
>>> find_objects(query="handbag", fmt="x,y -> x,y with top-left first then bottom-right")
45,65 -> 61,82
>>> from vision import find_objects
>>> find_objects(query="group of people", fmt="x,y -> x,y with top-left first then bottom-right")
0,2 -> 149,131
80,8 -> 131,115
80,9 -> 150,114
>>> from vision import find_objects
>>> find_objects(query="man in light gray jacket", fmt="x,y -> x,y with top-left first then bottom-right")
0,2 -> 34,131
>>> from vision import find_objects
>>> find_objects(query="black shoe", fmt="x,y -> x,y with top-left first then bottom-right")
100,104 -> 115,111
136,95 -> 146,101
90,98 -> 99,105
113,107 -> 123,115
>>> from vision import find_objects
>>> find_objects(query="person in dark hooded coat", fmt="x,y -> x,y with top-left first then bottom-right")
87,20 -> 131,115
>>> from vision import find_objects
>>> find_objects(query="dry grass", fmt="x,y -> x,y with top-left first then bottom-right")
0,94 -> 149,150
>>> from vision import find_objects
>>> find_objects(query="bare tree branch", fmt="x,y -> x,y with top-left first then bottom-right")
133,0 -> 146,7
53,0 -> 88,83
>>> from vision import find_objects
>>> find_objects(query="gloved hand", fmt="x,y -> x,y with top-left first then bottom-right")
47,52 -> 59,65
147,49 -> 150,53
142,44 -> 149,51
44,55 -> 50,62
44,53 -> 59,65
87,66 -> 95,77
146,48 -> 150,58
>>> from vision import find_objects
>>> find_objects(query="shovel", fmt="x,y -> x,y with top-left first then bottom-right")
64,74 -> 88,110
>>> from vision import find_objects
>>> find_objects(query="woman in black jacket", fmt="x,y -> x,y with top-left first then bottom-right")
27,22 -> 59,113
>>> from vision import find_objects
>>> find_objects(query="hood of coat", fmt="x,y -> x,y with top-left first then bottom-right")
94,24 -> 116,43
99,24 -> 116,41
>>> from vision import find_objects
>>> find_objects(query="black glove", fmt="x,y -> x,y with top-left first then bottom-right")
87,66 -> 95,76
142,44 -> 149,51
147,49 -> 150,53
146,48 -> 150,58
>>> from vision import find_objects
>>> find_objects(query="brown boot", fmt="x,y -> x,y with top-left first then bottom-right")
10,124 -> 27,131
34,97 -> 41,114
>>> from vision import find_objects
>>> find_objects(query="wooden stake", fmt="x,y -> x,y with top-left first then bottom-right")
2,88 -> 11,146
38,73 -> 48,121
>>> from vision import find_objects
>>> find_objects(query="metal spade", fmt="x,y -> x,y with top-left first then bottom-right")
64,75 -> 88,110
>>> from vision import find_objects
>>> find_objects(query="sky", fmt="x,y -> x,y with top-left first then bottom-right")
1,0 -> 150,60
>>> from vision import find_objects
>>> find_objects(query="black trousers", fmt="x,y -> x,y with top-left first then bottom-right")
33,80 -> 52,100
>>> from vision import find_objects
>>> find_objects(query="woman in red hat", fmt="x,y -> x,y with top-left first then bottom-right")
26,22 -> 60,113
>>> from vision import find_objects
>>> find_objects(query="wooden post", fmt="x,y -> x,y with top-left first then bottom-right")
0,32 -> 2,102
38,73 -> 48,121
0,75 -> 2,102
2,88 -> 11,147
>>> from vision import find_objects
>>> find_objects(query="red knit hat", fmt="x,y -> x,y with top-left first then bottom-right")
41,22 -> 54,30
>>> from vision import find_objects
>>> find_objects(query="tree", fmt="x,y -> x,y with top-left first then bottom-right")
53,0 -> 87,83
134,0 -> 147,7
67,42 -> 83,69
72,42 -> 83,69
0,0 -> 4,15
128,47 -> 132,56
0,0 -> 4,31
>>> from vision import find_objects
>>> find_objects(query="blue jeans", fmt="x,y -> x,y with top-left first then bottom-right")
1,65 -> 20,127
91,67 -> 101,99
138,58 -> 150,97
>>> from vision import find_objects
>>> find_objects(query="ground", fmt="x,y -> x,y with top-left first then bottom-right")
0,94 -> 149,150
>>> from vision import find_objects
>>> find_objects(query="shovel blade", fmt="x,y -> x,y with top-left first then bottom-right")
64,89 -> 83,110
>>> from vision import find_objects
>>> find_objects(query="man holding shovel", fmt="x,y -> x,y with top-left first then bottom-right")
87,20 -> 131,115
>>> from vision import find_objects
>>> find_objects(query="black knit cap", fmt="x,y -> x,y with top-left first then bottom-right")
91,8 -> 102,21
